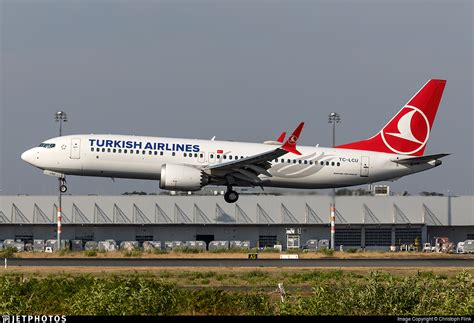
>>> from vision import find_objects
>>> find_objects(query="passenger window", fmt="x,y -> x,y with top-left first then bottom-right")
113,149 -> 116,153
184,153 -> 187,157
130,150 -> 134,154
337,162 -> 340,166
136,150 -> 139,154
142,150 -> 146,155
102,148 -> 106,152
331,162 -> 335,166
210,154 -> 214,158
200,153 -> 203,158
320,161 -> 324,166
149,151 -> 152,155
154,151 -> 157,155
124,149 -> 128,153
293,160 -> 296,164
160,151 -> 164,156
304,160 -> 307,164
90,147 -> 94,152
310,161 -> 313,165
281,159 -> 284,163
172,152 -> 175,156
298,160 -> 302,164
326,162 -> 329,166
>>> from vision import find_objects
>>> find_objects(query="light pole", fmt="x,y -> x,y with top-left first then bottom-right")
328,112 -> 341,250
54,111 -> 67,251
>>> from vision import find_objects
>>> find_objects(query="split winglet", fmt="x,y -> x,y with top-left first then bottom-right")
276,132 -> 286,143
281,122 -> 304,155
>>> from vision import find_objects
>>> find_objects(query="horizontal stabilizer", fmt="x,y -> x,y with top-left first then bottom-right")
391,153 -> 450,165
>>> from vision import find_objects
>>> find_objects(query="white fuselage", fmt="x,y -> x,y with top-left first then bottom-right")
21,134 -> 438,190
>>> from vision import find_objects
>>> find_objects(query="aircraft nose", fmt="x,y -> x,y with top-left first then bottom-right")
21,149 -> 35,164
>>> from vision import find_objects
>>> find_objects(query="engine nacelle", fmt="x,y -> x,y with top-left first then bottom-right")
159,164 -> 208,191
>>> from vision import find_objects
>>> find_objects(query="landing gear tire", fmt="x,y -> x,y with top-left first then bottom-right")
60,185 -> 67,193
224,190 -> 239,203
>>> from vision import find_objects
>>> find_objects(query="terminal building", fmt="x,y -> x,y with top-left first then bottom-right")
0,194 -> 472,250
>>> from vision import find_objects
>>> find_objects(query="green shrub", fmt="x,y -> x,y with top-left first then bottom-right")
346,248 -> 358,253
319,247 -> 334,256
84,250 -> 97,257
123,249 -> 142,257
0,247 -> 16,258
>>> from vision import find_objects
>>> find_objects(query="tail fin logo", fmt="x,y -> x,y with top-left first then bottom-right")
381,105 -> 430,155
288,135 -> 298,145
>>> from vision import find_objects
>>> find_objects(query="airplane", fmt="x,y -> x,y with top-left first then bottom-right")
21,79 -> 448,203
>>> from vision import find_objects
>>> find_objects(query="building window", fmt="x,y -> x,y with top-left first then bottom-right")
365,228 -> 392,247
335,228 -> 362,248
395,228 -> 422,246
258,235 -> 277,248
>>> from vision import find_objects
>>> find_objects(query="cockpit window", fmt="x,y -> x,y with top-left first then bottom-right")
38,143 -> 56,149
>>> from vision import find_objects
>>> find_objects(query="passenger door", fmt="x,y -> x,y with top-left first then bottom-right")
360,156 -> 369,177
70,138 -> 81,159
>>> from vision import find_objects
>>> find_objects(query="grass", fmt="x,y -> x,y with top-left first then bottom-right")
318,247 -> 335,256
84,250 -> 97,257
0,270 -> 472,315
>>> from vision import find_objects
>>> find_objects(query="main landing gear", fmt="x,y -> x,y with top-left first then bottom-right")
59,177 -> 67,193
224,187 -> 239,203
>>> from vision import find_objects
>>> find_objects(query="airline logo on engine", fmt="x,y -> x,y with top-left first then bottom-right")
381,105 -> 430,155
89,139 -> 200,153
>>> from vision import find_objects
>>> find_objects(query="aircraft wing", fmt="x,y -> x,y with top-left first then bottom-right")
391,153 -> 450,165
204,122 -> 304,186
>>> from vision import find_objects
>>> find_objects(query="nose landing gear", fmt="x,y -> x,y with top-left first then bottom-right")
59,177 -> 67,193
224,187 -> 239,203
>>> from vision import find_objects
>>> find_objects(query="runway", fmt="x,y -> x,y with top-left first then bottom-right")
6,257 -> 474,267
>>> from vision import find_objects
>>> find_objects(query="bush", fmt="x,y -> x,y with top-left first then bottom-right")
84,250 -> 97,257
123,250 -> 143,257
0,247 -> 16,258
319,247 -> 334,256
346,248 -> 358,253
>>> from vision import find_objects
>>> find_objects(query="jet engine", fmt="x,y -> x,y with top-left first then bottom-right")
159,164 -> 208,191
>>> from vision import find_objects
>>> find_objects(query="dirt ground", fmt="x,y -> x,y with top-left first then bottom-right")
12,250 -> 474,259
3,265 -> 473,277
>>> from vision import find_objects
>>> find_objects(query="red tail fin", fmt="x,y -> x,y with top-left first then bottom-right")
281,122 -> 304,155
336,79 -> 446,156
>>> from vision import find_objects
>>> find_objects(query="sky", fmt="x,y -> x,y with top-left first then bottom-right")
0,0 -> 472,196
